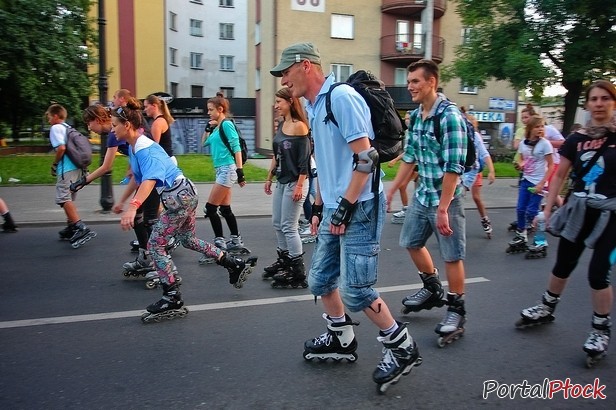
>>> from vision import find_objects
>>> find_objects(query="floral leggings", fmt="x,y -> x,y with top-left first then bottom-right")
148,180 -> 221,285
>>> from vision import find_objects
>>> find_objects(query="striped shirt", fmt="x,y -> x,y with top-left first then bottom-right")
403,94 -> 467,207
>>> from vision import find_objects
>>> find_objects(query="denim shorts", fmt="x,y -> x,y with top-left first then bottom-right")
308,193 -> 385,313
215,164 -> 238,187
399,196 -> 466,262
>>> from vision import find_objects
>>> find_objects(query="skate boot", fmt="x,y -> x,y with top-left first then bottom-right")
58,224 -> 77,241
401,269 -> 446,314
216,252 -> 258,289
1,212 -> 18,233
373,323 -> 422,394
507,221 -> 518,232
226,234 -> 251,255
130,239 -> 140,253
526,242 -> 548,259
141,283 -> 188,323
506,230 -> 528,254
69,221 -> 97,249
198,236 -> 227,265
481,216 -> 492,239
303,313 -> 359,362
299,225 -> 317,244
515,291 -> 559,328
391,206 -> 407,224
272,253 -> 308,289
435,293 -> 466,347
144,264 -> 182,290
262,248 -> 288,280
122,248 -> 154,278
584,314 -> 610,368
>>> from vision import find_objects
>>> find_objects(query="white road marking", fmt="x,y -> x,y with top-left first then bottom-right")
0,277 -> 489,329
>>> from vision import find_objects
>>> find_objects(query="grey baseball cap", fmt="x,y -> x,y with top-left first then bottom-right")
270,42 -> 321,77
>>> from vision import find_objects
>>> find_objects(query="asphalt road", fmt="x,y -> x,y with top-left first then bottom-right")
0,212 -> 613,409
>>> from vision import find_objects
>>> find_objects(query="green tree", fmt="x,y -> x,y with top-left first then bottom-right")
0,0 -> 96,139
446,0 -> 616,133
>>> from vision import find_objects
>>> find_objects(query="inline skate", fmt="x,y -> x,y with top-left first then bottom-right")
435,293 -> 466,347
262,249 -> 289,280
515,291 -> 559,328
401,269 -> 446,314
303,313 -> 359,362
216,252 -> 258,289
143,264 -> 182,290
271,253 -> 308,289
526,242 -> 547,259
481,216 -> 492,239
506,230 -> 528,254
390,206 -> 407,225
130,239 -> 140,253
299,224 -> 317,244
69,221 -> 97,249
141,283 -> 188,323
122,248 -> 154,278
2,211 -> 18,232
198,237 -> 228,265
373,322 -> 422,394
584,314 -> 610,368
226,234 -> 251,255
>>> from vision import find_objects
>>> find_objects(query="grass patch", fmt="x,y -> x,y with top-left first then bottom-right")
0,153 -> 518,184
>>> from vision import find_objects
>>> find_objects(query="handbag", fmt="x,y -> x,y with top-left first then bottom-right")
547,134 -> 613,236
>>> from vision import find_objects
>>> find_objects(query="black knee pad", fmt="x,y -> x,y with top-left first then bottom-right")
219,205 -> 234,218
204,203 -> 219,219
133,211 -> 144,225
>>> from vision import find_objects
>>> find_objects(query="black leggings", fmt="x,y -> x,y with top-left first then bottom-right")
134,189 -> 160,249
552,207 -> 616,290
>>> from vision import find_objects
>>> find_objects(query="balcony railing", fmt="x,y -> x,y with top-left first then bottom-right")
380,34 -> 445,63
381,0 -> 447,18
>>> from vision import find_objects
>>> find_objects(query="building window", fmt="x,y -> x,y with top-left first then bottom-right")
460,83 -> 478,94
220,23 -> 234,40
331,14 -> 354,40
396,20 -> 410,44
169,12 -> 177,31
394,68 -> 407,85
170,82 -> 178,97
191,85 -> 203,98
219,0 -> 233,7
190,52 -> 203,69
220,55 -> 234,71
219,87 -> 234,98
169,48 -> 177,66
190,19 -> 203,37
331,64 -> 352,82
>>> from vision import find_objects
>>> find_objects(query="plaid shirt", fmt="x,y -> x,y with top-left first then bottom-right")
403,94 -> 467,207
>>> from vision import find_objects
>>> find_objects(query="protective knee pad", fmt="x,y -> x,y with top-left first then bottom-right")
219,205 -> 234,218
204,203 -> 219,219
133,211 -> 145,226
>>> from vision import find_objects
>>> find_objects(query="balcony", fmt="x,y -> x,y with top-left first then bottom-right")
381,0 -> 447,19
380,34 -> 445,64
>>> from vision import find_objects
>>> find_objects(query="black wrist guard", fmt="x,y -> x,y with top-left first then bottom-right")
236,168 -> 245,183
331,197 -> 356,227
311,203 -> 324,224
70,176 -> 89,193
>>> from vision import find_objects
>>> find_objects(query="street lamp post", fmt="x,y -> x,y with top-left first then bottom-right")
98,0 -> 113,212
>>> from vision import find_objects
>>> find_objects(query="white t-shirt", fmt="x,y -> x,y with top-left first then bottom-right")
517,137 -> 553,185
544,124 -> 564,164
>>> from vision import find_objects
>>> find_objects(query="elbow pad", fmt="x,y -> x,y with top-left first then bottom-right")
353,147 -> 379,174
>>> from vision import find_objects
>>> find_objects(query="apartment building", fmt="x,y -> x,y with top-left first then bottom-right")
249,0 -> 518,153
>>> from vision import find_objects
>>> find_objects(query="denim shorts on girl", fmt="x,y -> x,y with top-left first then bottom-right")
215,164 -> 238,187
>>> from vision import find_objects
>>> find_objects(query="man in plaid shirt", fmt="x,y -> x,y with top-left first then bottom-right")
387,59 -> 469,345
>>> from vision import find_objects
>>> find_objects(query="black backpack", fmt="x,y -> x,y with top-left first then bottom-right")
219,118 -> 248,165
324,70 -> 407,163
62,124 -> 92,169
411,100 -> 477,172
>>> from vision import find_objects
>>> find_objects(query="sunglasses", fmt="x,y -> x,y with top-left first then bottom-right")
116,106 -> 129,122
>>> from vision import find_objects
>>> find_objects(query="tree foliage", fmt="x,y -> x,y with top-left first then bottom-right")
446,0 -> 616,133
0,0 -> 96,138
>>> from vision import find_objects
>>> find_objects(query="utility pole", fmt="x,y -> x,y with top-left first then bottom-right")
98,0 -> 113,212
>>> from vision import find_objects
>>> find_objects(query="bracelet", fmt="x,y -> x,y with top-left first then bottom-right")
129,199 -> 142,209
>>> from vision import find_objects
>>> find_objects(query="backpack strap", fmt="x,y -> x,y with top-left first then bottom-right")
323,82 -> 346,127
218,119 -> 235,159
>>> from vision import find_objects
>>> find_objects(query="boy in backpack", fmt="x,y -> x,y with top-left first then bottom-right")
271,42 -> 421,393
386,59 -> 469,346
46,104 -> 96,248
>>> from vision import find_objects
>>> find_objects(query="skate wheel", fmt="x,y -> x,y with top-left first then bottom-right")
346,352 -> 358,362
145,280 -> 157,290
437,337 -> 446,348
246,256 -> 258,266
175,275 -> 182,284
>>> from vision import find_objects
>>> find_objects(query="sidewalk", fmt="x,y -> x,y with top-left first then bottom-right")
0,158 -> 520,226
